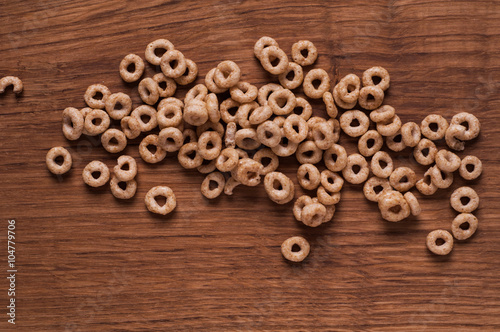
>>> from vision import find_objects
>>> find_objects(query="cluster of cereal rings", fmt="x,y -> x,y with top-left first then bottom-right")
44,36 -> 482,262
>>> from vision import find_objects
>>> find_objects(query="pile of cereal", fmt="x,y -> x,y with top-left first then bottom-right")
41,37 -> 481,261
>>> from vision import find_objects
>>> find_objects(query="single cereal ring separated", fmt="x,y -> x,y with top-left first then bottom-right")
435,149 -> 461,173
336,74 -> 361,104
320,170 -> 344,193
403,192 -> 421,216
119,54 -> 145,83
144,186 -> 176,215
84,109 -> 110,136
362,66 -> 390,91
110,175 -> 137,200
413,138 -> 437,166
268,89 -> 296,116
113,155 -> 137,182
370,151 -> 394,178
370,105 -> 395,123
459,155 -> 482,180
264,171 -> 294,203
62,107 -> 84,140
378,190 -> 411,222
82,160 -> 110,187
281,236 -> 310,262
105,92 -> 132,120
324,144 -> 348,172
291,40 -> 318,66
153,73 -> 177,98
340,110 -> 370,137
450,186 -> 479,213
260,46 -> 289,75
389,167 -> 417,192
297,163 -> 321,190
358,86 -> 384,110
279,62 -> 304,90
201,172 -> 225,199
84,84 -> 110,109
101,129 -> 127,154
138,78 -> 160,105
131,105 -> 158,132
363,176 -> 392,202
178,142 -> 203,169
253,148 -> 279,175
160,50 -> 187,78
157,102 -> 183,129
450,112 -> 480,140
46,147 -> 72,175
303,68 -> 330,99
429,165 -> 454,189
386,131 -> 406,152
401,122 -> 421,147
158,127 -> 184,152
451,213 -> 478,240
426,230 -> 453,255
358,130 -> 383,157
0,76 -> 23,94
214,60 -> 241,88
139,134 -> 167,164
421,114 -> 449,140
145,39 -> 174,65
342,153 -> 369,184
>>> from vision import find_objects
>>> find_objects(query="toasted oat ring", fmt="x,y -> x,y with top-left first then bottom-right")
160,50 -> 187,78
248,105 -> 272,125
386,131 -> 406,152
204,68 -> 228,94
113,155 -> 137,182
236,101 -> 259,128
324,144 -> 348,172
121,116 -> 141,140
84,84 -> 110,109
421,114 -> 449,140
234,128 -> 260,150
403,192 -> 421,216
46,147 -> 72,175
145,39 -> 174,65
138,78 -> 160,105
435,149 -> 461,172
358,130 -> 383,157
296,141 -> 322,164
317,186 -> 341,206
321,170 -> 344,193
214,60 -> 241,88
201,172 -> 225,199
413,138 -> 437,165
450,186 -> 479,213
223,177 -> 241,195
224,122 -> 237,148
157,103 -> 182,129
197,160 -> 217,174
452,213 -> 478,240
184,100 -> 209,126
329,119 -> 341,144
303,68 -> 330,99
278,62 -> 304,90
378,190 -> 411,222
216,148 -> 239,172
119,54 -> 145,83
426,230 -> 453,255
80,107 -> 93,136
281,236 -> 310,262
110,175 -> 137,200
178,142 -> 203,169
292,97 -> 312,121
271,135 -> 298,157
100,129 -> 126,154
335,74 -> 361,105
105,92 -> 132,120
203,93 -> 220,124
358,86 -> 384,110
340,110 -> 370,137
139,134 -> 166,163
401,122 -> 421,147
311,121 -> 335,150
198,131 -> 222,160
322,202 -> 336,223
389,167 -> 417,192
429,165 -> 454,189
291,40 -> 318,66
342,153 -> 369,184
145,186 -> 176,215
253,148 -> 279,175
322,92 -> 338,118
174,59 -> 198,85
370,105 -> 395,123
219,98 -> 241,124
185,84 -> 208,105
158,127 -> 184,152
376,115 -> 401,137
459,155 -> 482,180
256,121 -> 282,148
301,203 -> 327,227
450,112 -> 480,140
363,176 -> 392,202
362,66 -> 390,91
293,195 -> 313,221
445,124 -> 466,151
82,160 -> 110,187
297,163 -> 320,190
229,82 -> 258,104
0,76 -> 23,94
235,158 -> 264,187
370,151 -> 393,178
283,114 -> 308,143
416,167 -> 438,196
131,105 -> 157,132
254,36 -> 279,59
264,171 -> 294,203
153,73 -> 177,98
62,107 -> 84,140
259,46 -> 289,75
268,89 -> 296,116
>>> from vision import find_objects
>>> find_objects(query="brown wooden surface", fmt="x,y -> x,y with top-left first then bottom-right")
1,0 -> 500,330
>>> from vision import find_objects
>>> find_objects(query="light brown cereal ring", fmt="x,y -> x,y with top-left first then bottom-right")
235,158 -> 264,187
113,155 -> 137,182
160,50 -> 187,78
358,130 -> 383,157
450,186 -> 479,213
435,149 -> 461,173
157,102 -> 183,129
249,105 -> 273,125
216,148 -> 239,172
139,134 -> 166,163
223,176 -> 241,195
311,121 -> 335,150
256,121 -> 282,148
224,122 -> 237,148
198,131 -> 222,160
324,144 -> 348,172
219,98 -> 240,124
445,124 -> 466,151
362,66 -> 390,91
322,203 -> 336,223
131,105 -> 157,132
421,114 -> 449,140
214,60 -> 241,88
386,131 -> 406,152
82,160 -> 110,187
278,62 -> 304,90
301,203 -> 327,227
62,107 -> 84,140
358,86 -> 384,110
342,153 -> 369,184
321,170 -> 344,193
153,73 -> 177,98
340,110 -> 370,137
317,186 -> 341,206
416,167 -> 438,196
376,115 -> 401,137
119,54 -> 144,83
257,83 -> 283,105
333,74 -> 360,109
268,89 -> 296,116
281,236 -> 310,262
291,40 -> 318,66
110,175 -> 137,199
158,127 -> 184,152
201,172 -> 225,199
178,142 -> 203,169
46,147 -> 72,175
264,171 -> 294,203
303,68 -> 330,99
235,128 -> 261,150
204,68 -> 228,94
296,141 -> 323,164
83,109 -> 110,136
328,119 -> 341,144
413,138 -> 437,165
378,190 -> 411,222
80,107 -> 93,135
429,165 -> 454,189
185,84 -> 208,105
403,191 -> 421,216
229,82 -> 258,104
236,101 -> 259,128
84,84 -> 110,109
184,99 -> 208,126
196,121 -> 225,138
363,176 -> 392,202
370,105 -> 395,123
0,76 -> 23,94
253,36 -> 279,59
452,213 -> 478,240
259,46 -> 289,75
121,116 -> 141,139
283,114 -> 308,143
450,112 -> 480,140
253,148 -> 279,175
426,230 -> 453,255
105,92 -> 132,120
293,195 -> 313,221
322,91 -> 338,118
138,78 -> 160,105
145,186 -> 176,215
183,129 -> 197,144
174,59 -> 198,85
100,129 -> 126,154
389,167 -> 416,192
145,39 -> 174,65
204,93 -> 220,123
371,151 -> 394,178
271,135 -> 298,157
293,97 -> 313,120
459,155 -> 482,180
297,163 -> 321,190
401,122 -> 421,147
197,159 -> 217,174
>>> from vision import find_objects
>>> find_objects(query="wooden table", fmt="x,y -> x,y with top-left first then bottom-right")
1,0 -> 500,330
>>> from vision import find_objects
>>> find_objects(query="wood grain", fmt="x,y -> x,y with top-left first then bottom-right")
1,0 -> 500,330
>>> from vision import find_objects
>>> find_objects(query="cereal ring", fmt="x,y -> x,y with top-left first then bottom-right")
113,155 -> 137,182
416,168 -> 438,196
324,144 -> 348,172
370,151 -> 394,178
278,62 -> 304,90
224,122 -> 237,148
376,115 -> 401,136
101,129 -> 127,153
80,107 -> 93,135
236,101 -> 259,128
153,73 -> 177,98
198,131 -> 222,160
139,134 -> 166,164
426,230 -> 453,255
203,93 -> 220,124
317,186 -> 341,206
296,141 -> 322,164
214,60 -> 241,88
363,176 -> 392,202
235,158 -> 264,187
450,186 -> 479,213
224,176 -> 241,195
445,124 -> 466,151
257,83 -> 283,106
157,102 -> 182,129
413,138 -> 437,166
120,116 -> 141,139
386,131 -> 406,152
403,192 -> 421,216
138,78 -> 160,105
174,59 -> 198,85
253,36 -> 279,59
253,148 -> 279,175
378,190 -> 411,222
293,195 -> 313,221
185,84 -> 208,105
435,149 -> 461,173
362,66 -> 390,91
204,68 -> 228,94
183,129 -> 197,144
235,128 -> 261,150
119,54 -> 145,83
297,163 -> 321,190
131,105 -> 158,132
342,153 -> 369,184
333,74 -> 360,109
178,142 -> 203,169
301,203 -> 327,227
389,167 -> 416,192
0,76 -> 23,94
84,84 -> 110,109
184,99 -> 208,126
110,175 -> 137,200
429,165 -> 454,189
358,86 -> 384,110
328,119 -> 341,144
281,236 -> 310,262
216,148 -> 239,172
303,68 -> 330,99
370,105 -> 395,123
82,161 -> 110,187
291,40 -> 318,66
46,147 -> 72,175
144,186 -> 176,215
62,107 -> 84,140
259,46 -> 289,75
293,97 -> 313,121
340,110 -> 370,137
459,155 -> 482,180
322,202 -> 336,223
264,172 -> 294,203
158,127 -> 184,152
311,121 -> 335,150
450,112 -> 480,140
451,213 -> 478,240
401,122 -> 421,147
271,136 -> 298,157
145,39 -> 174,65
83,109 -> 110,136
248,105 -> 272,125
160,50 -> 187,78
268,89 -> 297,116
219,98 -> 240,124
229,82 -> 258,104
197,159 -> 217,174
201,172 -> 225,199
254,121 -> 280,148
358,130 -> 383,157
321,170 -> 344,193
105,92 -> 132,120
323,91 -> 338,118
283,114 -> 308,143
421,114 -> 449,140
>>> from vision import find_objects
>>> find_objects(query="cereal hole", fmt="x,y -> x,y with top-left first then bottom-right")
327,177 -> 334,184
228,106 -> 239,116
379,159 -> 388,169
373,185 -> 383,194
460,196 -> 471,205
140,114 -> 151,123
127,62 -> 136,73
460,121 -> 469,130
292,124 -> 300,133
243,138 -> 257,146
423,174 -> 432,185
270,57 -> 280,67
372,76 -> 382,85
347,84 -> 355,93
121,163 -> 130,171
209,180 -> 219,191
154,47 -> 166,57
187,150 -> 197,160
429,122 -> 438,132
276,97 -> 287,108
399,176 -> 408,183
248,172 -> 258,180
300,48 -> 309,58
303,150 -> 314,158
206,141 -> 215,150
304,172 -> 310,180
118,181 -> 127,190
350,119 -> 360,127
146,144 -> 157,154
286,71 -> 295,81
291,243 -> 301,252
169,59 -> 179,69
158,81 -> 167,90
317,132 -> 326,140
440,170 -> 447,179
92,118 -> 102,126
93,91 -> 103,100
109,137 -> 119,146
91,171 -> 101,179
312,79 -> 322,90
421,148 -> 429,157
366,93 -> 375,102
261,157 -> 272,167
165,112 -> 175,119
389,205 -> 401,214
54,155 -> 64,166
293,106 -> 304,115
367,138 -> 375,149
272,179 -> 283,191
265,130 -> 273,139
466,164 -> 475,172
331,153 -> 338,162
115,102 -> 123,110
460,222 -> 470,230
435,238 -> 445,246
352,164 -> 361,174
154,195 -> 167,206
394,134 -> 402,143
